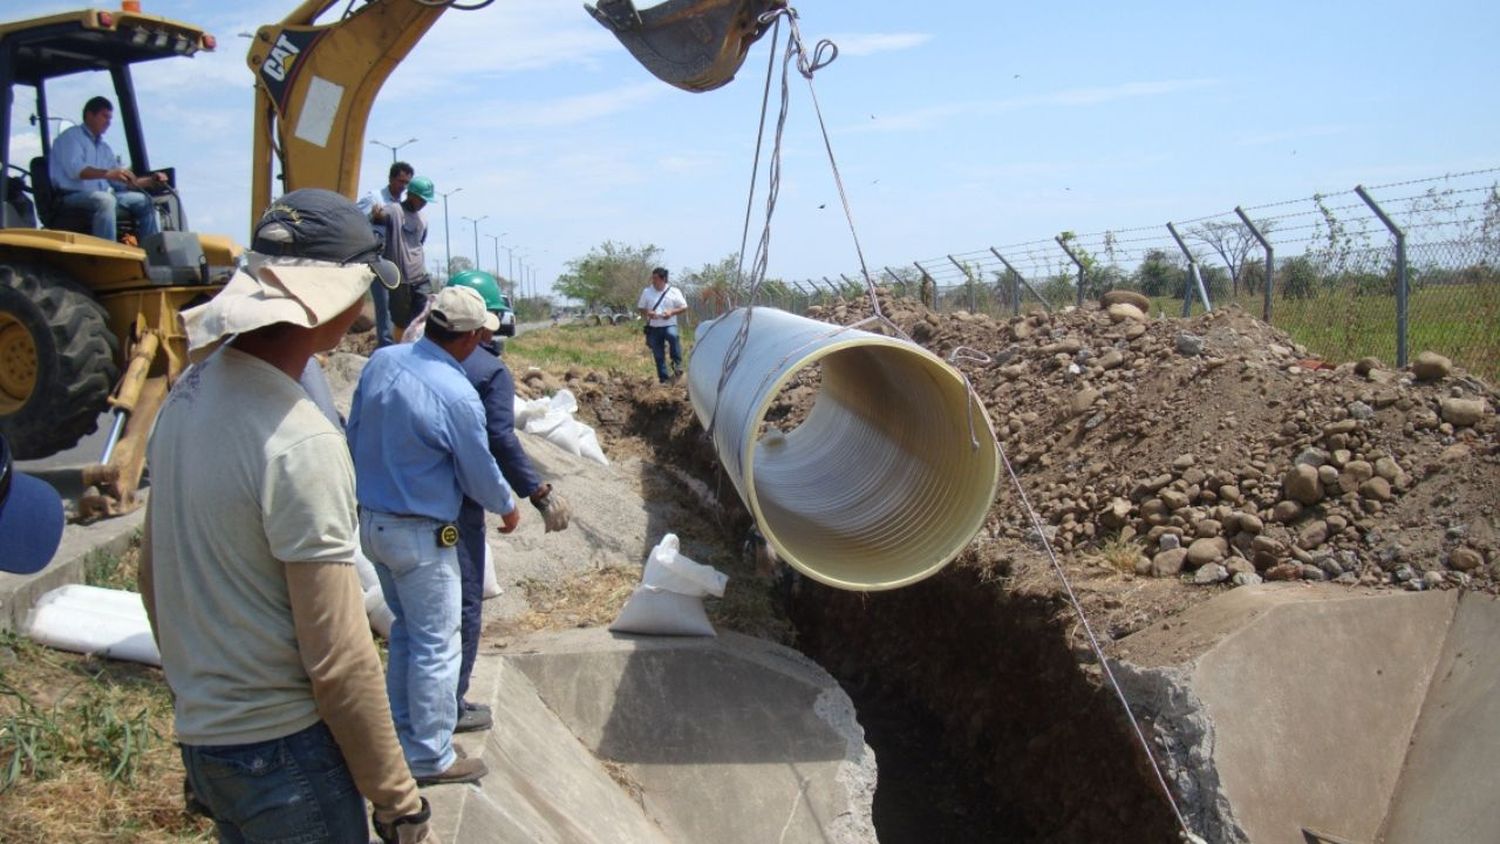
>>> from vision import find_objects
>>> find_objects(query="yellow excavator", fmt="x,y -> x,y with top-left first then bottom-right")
0,0 -> 779,520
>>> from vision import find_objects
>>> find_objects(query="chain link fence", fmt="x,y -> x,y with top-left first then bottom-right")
693,169 -> 1498,384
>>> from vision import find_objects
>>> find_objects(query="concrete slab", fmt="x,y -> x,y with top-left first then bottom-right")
422,648 -> 671,843
1379,591 -> 1500,844
1116,585 -> 1500,844
502,628 -> 877,844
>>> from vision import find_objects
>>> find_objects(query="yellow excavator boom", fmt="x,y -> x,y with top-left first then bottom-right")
247,0 -> 784,218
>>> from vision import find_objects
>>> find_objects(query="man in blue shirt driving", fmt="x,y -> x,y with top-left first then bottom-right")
48,96 -> 163,242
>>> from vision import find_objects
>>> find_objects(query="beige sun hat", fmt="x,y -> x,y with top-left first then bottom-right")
181,188 -> 400,353
428,285 -> 500,333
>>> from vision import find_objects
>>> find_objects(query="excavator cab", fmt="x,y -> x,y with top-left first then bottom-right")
0,8 -> 240,518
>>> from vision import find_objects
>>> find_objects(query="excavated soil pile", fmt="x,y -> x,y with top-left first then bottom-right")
552,291 -> 1498,842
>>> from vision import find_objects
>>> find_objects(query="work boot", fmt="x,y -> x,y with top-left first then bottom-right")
416,757 -> 488,788
455,705 -> 492,733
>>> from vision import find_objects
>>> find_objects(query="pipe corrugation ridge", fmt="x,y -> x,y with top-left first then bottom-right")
687,307 -> 1000,591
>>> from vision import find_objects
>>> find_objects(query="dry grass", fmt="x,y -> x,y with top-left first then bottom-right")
1,538 -> 212,842
512,566 -> 641,633
1084,535 -> 1147,575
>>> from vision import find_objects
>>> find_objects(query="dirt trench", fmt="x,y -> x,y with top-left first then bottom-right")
566,376 -> 1180,843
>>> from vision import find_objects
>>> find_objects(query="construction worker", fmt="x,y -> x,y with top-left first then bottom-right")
444,270 -> 572,732
346,284 -> 521,786
140,189 -> 437,843
48,95 -> 164,242
637,267 -> 688,384
358,160 -> 415,347
380,175 -> 435,333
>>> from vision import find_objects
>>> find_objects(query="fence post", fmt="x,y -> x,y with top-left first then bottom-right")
947,254 -> 977,313
1167,222 -> 1213,316
883,266 -> 908,296
914,261 -> 936,309
1054,236 -> 1087,308
989,247 -> 1051,314
1354,185 -> 1409,368
1234,206 -> 1275,323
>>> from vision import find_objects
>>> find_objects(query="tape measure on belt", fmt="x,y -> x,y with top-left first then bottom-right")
435,523 -> 459,547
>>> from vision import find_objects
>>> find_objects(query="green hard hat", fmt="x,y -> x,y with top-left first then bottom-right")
446,269 -> 506,312
407,175 -> 435,202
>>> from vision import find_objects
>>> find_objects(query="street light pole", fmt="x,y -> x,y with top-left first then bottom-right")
483,234 -> 503,280
369,136 -> 418,163
435,186 -> 462,280
461,215 -> 488,275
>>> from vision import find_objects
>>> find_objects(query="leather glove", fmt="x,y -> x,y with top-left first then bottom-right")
530,484 -> 572,533
374,797 -> 439,844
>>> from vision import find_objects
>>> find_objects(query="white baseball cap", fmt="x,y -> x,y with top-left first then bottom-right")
429,285 -> 500,333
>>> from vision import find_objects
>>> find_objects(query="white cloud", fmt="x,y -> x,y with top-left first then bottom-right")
824,33 -> 933,57
854,78 -> 1222,132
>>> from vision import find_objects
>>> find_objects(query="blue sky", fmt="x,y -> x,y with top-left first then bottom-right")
13,1 -> 1499,298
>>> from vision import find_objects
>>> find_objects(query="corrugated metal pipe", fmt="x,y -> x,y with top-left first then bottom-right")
687,307 -> 1000,591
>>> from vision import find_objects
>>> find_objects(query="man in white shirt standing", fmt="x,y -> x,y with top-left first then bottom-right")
48,96 -> 163,242
636,267 -> 689,384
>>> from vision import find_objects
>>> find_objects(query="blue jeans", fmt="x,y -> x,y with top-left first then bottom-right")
360,510 -> 461,778
455,500 -> 487,708
370,282 -> 395,347
56,189 -> 160,241
646,325 -> 682,383
180,721 -> 368,844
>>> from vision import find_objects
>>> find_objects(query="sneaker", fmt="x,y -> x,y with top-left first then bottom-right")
455,706 -> 493,733
462,700 -> 492,715
416,757 -> 488,787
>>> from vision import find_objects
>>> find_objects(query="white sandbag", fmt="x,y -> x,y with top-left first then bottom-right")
353,546 -> 381,592
642,533 -> 728,598
482,542 -> 503,599
609,586 -> 717,637
24,584 -> 161,666
363,587 -> 394,638
608,534 -> 729,637
517,388 -> 610,466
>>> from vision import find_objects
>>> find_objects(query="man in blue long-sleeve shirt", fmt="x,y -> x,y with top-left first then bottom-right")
346,284 -> 520,788
48,96 -> 163,242
443,271 -> 572,733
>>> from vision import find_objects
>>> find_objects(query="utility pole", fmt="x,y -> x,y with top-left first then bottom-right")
484,233 -> 505,280
461,215 -> 487,276
369,136 -> 418,164
436,186 -> 462,280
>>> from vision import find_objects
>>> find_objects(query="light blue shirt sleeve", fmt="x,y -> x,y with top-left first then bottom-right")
446,392 -> 517,516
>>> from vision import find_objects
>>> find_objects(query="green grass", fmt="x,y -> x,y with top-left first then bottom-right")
1146,284 -> 1500,384
506,322 -> 697,381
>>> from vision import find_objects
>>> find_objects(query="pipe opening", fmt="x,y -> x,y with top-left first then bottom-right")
688,308 -> 999,591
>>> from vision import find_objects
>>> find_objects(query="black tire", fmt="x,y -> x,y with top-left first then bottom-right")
0,261 -> 120,459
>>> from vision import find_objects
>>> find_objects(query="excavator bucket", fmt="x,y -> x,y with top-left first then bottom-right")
586,0 -> 785,92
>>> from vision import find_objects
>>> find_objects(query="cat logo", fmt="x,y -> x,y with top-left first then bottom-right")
262,32 -> 302,83
436,523 -> 460,548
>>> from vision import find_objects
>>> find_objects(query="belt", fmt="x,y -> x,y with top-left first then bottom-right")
361,508 -> 459,548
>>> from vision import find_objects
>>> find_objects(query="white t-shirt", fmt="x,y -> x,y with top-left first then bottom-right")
637,283 -> 688,327
147,347 -> 359,745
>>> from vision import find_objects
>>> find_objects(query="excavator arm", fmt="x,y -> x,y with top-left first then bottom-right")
246,0 -> 784,217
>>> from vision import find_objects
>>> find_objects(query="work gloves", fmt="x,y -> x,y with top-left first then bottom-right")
374,797 -> 439,844
530,483 -> 572,532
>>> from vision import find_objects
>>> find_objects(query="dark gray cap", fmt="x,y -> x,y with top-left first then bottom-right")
252,188 -> 400,289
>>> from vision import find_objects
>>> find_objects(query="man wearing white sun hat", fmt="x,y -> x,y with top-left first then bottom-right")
140,188 -> 438,844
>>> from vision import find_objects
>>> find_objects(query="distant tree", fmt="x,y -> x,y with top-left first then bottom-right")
1133,249 -> 1186,298
1190,221 -> 1259,298
447,255 -> 474,278
1278,255 -> 1319,300
680,253 -> 742,316
556,241 -> 663,312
